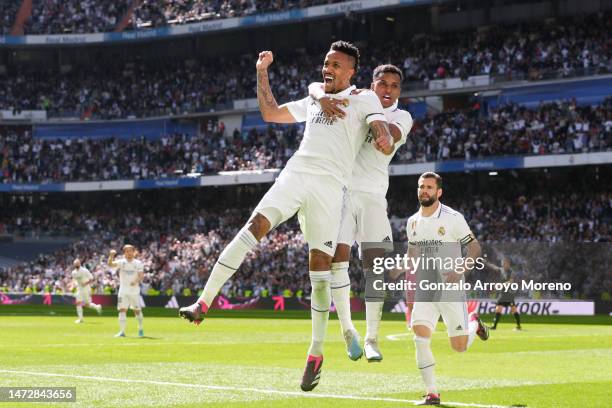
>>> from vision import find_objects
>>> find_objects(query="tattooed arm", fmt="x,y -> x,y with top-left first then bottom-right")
256,51 -> 296,123
369,120 -> 394,155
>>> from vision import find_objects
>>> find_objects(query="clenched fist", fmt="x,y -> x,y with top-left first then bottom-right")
256,51 -> 274,71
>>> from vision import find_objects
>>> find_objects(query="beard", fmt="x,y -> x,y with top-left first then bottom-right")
419,195 -> 437,207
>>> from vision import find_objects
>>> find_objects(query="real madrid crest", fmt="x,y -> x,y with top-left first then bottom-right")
438,226 -> 445,236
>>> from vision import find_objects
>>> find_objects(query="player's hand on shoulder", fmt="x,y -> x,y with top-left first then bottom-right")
319,97 -> 347,121
256,51 -> 274,70
350,88 -> 367,95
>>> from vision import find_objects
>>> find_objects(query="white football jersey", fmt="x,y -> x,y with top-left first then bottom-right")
285,86 -> 386,185
350,101 -> 413,195
71,267 -> 92,290
115,258 -> 144,296
407,202 -> 475,261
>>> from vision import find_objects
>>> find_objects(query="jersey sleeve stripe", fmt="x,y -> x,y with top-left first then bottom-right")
392,121 -> 406,135
459,234 -> 474,245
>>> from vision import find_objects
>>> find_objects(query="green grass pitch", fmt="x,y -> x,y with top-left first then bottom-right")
0,306 -> 610,407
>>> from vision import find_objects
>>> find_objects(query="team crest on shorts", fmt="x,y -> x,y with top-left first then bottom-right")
438,226 -> 445,236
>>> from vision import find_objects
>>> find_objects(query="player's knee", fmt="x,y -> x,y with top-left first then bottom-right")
248,213 -> 271,240
332,244 -> 350,263
451,338 -> 468,352
310,249 -> 332,271
412,324 -> 431,338
452,344 -> 467,353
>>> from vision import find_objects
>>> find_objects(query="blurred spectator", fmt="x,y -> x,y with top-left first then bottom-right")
1,13 -> 609,119
1,0 -> 20,34
1,100 -> 609,183
1,184 -> 610,298
26,0 -> 131,34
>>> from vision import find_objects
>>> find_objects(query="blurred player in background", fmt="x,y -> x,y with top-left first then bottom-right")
308,64 -> 413,362
179,41 -> 393,392
491,258 -> 522,330
108,245 -> 145,338
71,258 -> 102,323
407,172 -> 489,406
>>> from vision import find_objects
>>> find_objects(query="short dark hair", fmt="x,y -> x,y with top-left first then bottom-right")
373,64 -> 403,82
330,40 -> 360,71
419,172 -> 442,188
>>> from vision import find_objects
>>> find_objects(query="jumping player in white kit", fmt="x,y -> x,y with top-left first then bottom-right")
308,64 -> 413,362
71,258 -> 102,323
407,172 -> 489,406
178,41 -> 394,392
108,245 -> 145,338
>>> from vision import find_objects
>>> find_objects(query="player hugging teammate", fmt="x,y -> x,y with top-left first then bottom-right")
179,40 -> 395,391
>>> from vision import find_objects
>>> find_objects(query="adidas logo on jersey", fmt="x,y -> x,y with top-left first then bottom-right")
324,241 -> 333,248
383,236 -> 391,242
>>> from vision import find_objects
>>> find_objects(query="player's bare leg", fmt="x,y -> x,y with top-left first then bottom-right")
84,301 -> 102,316
412,324 -> 440,405
450,313 -> 489,353
75,301 -> 84,323
301,249 -> 333,391
115,307 -> 127,337
178,213 -> 269,324
330,244 -> 363,361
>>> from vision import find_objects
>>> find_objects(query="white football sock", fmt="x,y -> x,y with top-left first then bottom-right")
330,262 -> 355,333
76,305 -> 83,319
136,312 -> 144,330
198,226 -> 258,308
308,271 -> 331,356
88,303 -> 99,310
118,312 -> 127,332
414,335 -> 437,394
365,301 -> 383,341
467,319 -> 478,349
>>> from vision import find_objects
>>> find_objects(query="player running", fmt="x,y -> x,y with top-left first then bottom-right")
71,258 -> 102,323
108,245 -> 145,338
178,41 -> 393,392
307,64 -> 413,362
490,258 -> 522,330
407,172 -> 489,406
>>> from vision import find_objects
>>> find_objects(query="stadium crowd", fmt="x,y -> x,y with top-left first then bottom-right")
1,100 -> 610,183
1,182 -> 610,299
0,0 -> 20,34
5,0 -> 349,34
0,121 -> 302,182
131,0 -> 345,29
25,0 -> 131,34
0,13 -> 609,119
